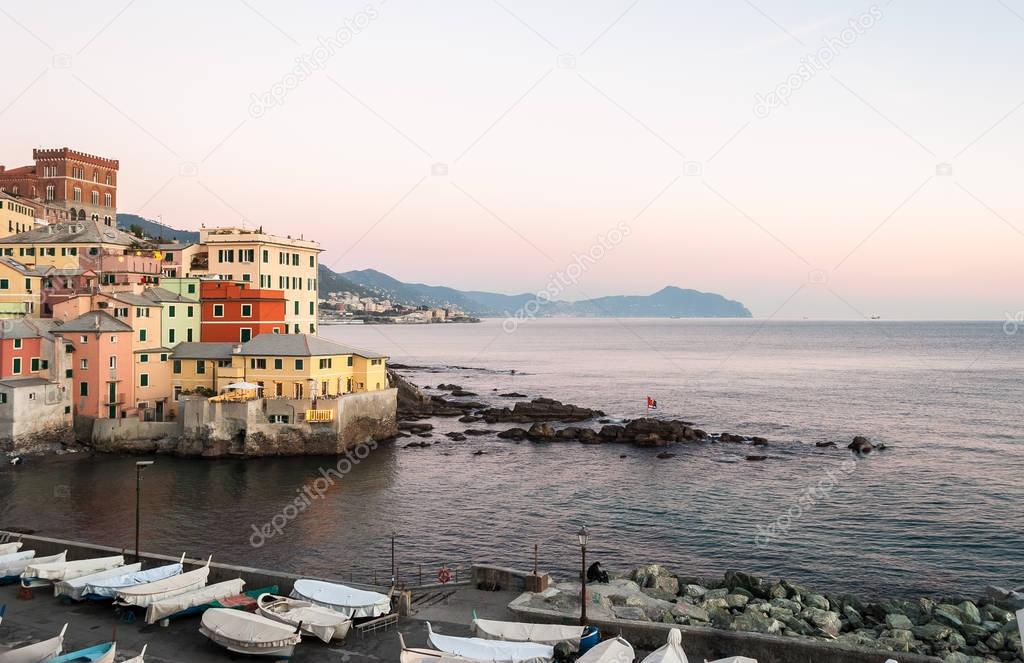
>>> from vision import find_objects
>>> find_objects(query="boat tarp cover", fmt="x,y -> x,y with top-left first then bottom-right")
115,565 -> 209,607
23,555 -> 123,582
258,594 -> 351,643
473,618 -> 586,648
427,623 -> 554,663
289,579 -> 390,618
46,642 -> 115,663
199,609 -> 301,649
145,578 -> 245,624
54,563 -> 142,600
706,658 -> 759,663
0,630 -> 64,663
82,563 -> 182,600
577,637 -> 636,663
0,552 -> 64,579
0,551 -> 34,569
0,542 -> 23,556
640,628 -> 689,663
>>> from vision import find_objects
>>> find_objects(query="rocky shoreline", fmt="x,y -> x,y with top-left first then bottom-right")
389,369 -> 884,456
523,565 -> 1024,663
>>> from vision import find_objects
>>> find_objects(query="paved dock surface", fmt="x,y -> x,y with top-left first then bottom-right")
0,583 -> 523,662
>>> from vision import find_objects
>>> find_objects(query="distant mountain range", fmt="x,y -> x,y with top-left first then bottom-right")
116,214 -> 752,318
333,268 -> 752,318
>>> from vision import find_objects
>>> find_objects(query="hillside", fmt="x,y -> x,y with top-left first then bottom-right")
117,214 -> 199,244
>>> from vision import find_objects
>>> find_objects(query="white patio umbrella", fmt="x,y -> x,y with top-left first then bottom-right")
225,382 -> 261,390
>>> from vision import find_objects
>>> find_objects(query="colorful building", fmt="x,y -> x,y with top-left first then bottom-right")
0,220 -> 148,271
133,347 -> 172,421
0,192 -> 37,238
199,281 -> 286,343
155,243 -> 202,279
190,227 -> 321,335
143,287 -> 199,347
0,257 -> 45,318
156,277 -> 200,299
0,147 -> 119,225
0,318 -> 73,446
51,310 -> 135,419
170,334 -> 388,400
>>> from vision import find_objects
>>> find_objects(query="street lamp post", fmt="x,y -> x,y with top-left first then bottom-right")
578,525 -> 589,626
135,461 -> 154,562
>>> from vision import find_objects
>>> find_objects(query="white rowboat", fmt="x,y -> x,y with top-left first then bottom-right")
80,558 -> 183,600
257,593 -> 352,643
115,556 -> 210,608
0,552 -> 65,582
398,634 -> 481,663
472,619 -> 586,650
21,555 -> 123,588
199,609 -> 301,658
144,578 -> 245,624
706,658 -> 758,663
427,622 -> 553,663
121,645 -> 148,663
0,623 -> 67,663
0,542 -> 23,556
289,578 -> 391,619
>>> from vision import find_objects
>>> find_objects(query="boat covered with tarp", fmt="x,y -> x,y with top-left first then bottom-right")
114,557 -> 210,609
120,645 -> 148,663
0,552 -> 65,584
472,619 -> 588,650
199,609 -> 301,658
706,657 -> 758,663
257,593 -> 352,643
144,578 -> 245,624
577,637 -> 635,663
641,628 -> 688,663
78,558 -> 184,601
53,563 -> 142,601
427,622 -> 553,663
0,542 -> 23,556
398,634 -> 481,663
21,555 -> 123,588
0,623 -> 66,663
289,579 -> 391,619
45,641 -> 115,663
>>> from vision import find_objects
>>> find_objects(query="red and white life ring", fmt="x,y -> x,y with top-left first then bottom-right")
437,567 -> 452,584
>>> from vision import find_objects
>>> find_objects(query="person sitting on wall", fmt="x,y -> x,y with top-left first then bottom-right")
586,561 -> 609,584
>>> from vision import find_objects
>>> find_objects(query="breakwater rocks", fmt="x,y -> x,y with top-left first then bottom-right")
524,566 -> 1023,662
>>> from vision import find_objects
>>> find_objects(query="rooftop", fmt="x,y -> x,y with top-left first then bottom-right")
170,342 -> 235,360
238,333 -> 386,358
0,220 -> 148,247
143,287 -> 197,303
0,318 -> 59,340
0,376 -> 52,388
52,310 -> 132,334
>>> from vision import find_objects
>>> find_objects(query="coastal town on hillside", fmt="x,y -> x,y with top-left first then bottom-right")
0,147 -> 396,457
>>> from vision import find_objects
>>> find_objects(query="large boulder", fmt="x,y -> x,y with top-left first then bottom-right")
526,423 -> 556,440
671,602 -> 709,623
802,607 -> 842,637
731,611 -> 783,635
848,435 -> 874,454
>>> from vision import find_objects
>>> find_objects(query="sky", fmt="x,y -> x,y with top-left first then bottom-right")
1,0 -> 1022,319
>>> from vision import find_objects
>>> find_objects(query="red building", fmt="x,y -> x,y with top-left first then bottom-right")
200,281 -> 287,343
0,318 -> 57,380
0,147 -> 119,225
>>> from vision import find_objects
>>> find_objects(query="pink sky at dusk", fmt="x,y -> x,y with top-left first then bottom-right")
1,0 -> 1021,319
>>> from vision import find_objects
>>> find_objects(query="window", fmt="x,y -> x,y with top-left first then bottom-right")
274,358 -> 282,370
240,328 -> 252,342
262,250 -> 269,263
12,358 -> 21,374
66,369 -> 73,378
168,306 -> 176,318
268,414 -> 290,424
73,187 -> 81,201
309,255 -> 315,268
13,338 -> 21,349
187,328 -> 193,342
140,374 -> 149,387
104,193 -> 112,208
91,190 -> 99,205
168,329 -> 176,344
80,382 -> 88,396
309,301 -> 315,314
0,279 -> 8,290
196,360 -> 206,374
242,273 -> 251,282
46,185 -> 55,201
292,253 -> 299,266
187,306 -> 194,318
0,393 -> 7,404
139,329 -> 147,342
250,358 -> 267,369
319,358 -> 332,369
295,359 -> 303,370
80,335 -> 88,344
213,304 -> 224,317
240,249 -> 255,262
347,356 -> 353,367
241,304 -> 252,317
294,301 -> 299,315
371,359 -> 382,365
109,356 -> 116,368
140,354 -> 149,363
160,353 -> 168,362
80,359 -> 89,369
172,360 -> 181,374
217,360 -> 231,368
110,336 -> 117,343
31,358 -> 40,371
187,283 -> 196,294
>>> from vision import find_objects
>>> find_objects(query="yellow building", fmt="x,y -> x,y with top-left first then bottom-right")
0,257 -> 44,318
191,227 -> 322,335
0,193 -> 37,238
0,219 -> 148,270
170,334 -> 387,401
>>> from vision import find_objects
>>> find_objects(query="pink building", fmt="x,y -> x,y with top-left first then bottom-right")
52,311 -> 134,419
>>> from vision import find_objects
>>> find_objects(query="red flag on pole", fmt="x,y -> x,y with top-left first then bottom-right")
646,396 -> 657,409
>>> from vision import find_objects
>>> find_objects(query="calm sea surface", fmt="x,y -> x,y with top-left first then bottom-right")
1,319 -> 1021,599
